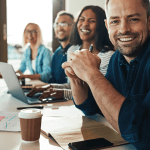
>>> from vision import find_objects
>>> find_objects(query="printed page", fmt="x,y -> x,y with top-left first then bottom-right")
0,111 -> 21,132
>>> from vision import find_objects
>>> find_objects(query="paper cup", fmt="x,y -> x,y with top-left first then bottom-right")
18,109 -> 42,142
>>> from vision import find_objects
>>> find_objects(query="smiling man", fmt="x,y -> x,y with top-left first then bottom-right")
62,0 -> 150,149
50,11 -> 74,83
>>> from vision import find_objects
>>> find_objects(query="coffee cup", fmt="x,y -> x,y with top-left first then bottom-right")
18,109 -> 42,143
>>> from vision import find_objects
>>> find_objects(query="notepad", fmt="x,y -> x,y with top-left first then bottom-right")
41,116 -> 128,150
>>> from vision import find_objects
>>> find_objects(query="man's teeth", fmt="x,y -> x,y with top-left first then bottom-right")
59,31 -> 64,34
119,38 -> 134,42
81,29 -> 90,33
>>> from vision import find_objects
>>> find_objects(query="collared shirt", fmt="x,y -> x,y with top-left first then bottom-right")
19,44 -> 53,83
49,44 -> 71,84
75,39 -> 150,149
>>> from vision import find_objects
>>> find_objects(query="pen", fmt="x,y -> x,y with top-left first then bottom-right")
89,44 -> 93,53
17,105 -> 44,110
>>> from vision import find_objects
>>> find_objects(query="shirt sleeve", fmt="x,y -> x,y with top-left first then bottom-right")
49,53 -> 56,83
118,91 -> 150,148
52,83 -> 71,89
73,87 -> 103,116
18,49 -> 27,73
63,89 -> 72,100
39,49 -> 53,83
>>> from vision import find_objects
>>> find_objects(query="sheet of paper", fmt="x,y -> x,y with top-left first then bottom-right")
0,111 -> 21,132
42,105 -> 84,117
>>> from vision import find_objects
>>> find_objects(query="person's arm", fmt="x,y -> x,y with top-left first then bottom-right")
63,89 -> 72,100
51,83 -> 71,89
63,50 -> 150,148
38,49 -> 53,83
27,84 -> 51,97
38,88 -> 72,100
49,53 -> 56,83
62,49 -> 125,132
39,88 -> 64,100
69,78 -> 89,105
118,91 -> 150,148
17,49 -> 28,74
64,67 -> 102,115
18,74 -> 41,80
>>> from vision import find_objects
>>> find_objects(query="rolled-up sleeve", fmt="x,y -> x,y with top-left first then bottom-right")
39,49 -> 53,83
118,92 -> 150,149
73,88 -> 103,116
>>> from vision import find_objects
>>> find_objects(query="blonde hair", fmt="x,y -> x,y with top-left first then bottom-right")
22,23 -> 43,49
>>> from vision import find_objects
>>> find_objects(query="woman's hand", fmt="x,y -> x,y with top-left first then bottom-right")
39,88 -> 64,100
27,85 -> 52,97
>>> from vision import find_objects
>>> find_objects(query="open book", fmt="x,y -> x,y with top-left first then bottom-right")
41,116 -> 128,150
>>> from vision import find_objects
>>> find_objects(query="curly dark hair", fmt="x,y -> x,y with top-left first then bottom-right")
70,5 -> 114,52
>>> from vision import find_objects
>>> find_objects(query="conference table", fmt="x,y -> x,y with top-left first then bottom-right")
0,79 -> 136,150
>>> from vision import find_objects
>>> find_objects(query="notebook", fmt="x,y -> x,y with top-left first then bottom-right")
41,115 -> 129,150
0,62 -> 67,105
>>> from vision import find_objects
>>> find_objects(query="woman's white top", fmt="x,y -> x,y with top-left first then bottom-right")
32,59 -> 36,72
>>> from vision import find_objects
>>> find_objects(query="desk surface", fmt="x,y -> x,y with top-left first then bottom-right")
0,79 -> 136,150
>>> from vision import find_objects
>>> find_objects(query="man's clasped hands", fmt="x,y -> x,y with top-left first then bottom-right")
27,49 -> 100,100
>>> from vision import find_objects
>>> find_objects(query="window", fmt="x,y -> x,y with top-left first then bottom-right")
7,0 -> 52,71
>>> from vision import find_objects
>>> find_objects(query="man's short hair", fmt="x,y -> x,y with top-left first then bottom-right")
56,10 -> 74,22
105,0 -> 150,16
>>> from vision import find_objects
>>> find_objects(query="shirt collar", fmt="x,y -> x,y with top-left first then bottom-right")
60,43 -> 71,53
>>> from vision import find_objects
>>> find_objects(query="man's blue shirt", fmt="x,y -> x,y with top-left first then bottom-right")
74,39 -> 150,149
49,44 -> 71,83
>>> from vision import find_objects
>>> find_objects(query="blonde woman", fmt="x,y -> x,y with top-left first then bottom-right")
16,23 -> 53,83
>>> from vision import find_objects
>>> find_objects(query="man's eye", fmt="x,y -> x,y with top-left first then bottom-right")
110,20 -> 119,25
62,23 -> 67,26
130,18 -> 139,22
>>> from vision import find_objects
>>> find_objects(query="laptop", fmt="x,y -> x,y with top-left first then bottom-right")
0,62 -> 67,105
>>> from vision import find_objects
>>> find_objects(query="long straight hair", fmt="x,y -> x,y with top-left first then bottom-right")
22,23 -> 43,49
70,5 -> 114,52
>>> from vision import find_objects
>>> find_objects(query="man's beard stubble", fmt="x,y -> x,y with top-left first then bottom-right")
114,29 -> 149,58
58,36 -> 68,42
115,40 -> 142,57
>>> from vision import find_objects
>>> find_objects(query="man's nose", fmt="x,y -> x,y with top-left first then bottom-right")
118,20 -> 131,34
57,24 -> 63,30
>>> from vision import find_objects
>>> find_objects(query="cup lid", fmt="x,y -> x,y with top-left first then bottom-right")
18,109 -> 42,119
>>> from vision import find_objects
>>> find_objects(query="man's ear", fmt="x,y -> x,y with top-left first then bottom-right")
104,19 -> 108,30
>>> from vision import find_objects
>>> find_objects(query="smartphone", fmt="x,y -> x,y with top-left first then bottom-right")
68,138 -> 113,150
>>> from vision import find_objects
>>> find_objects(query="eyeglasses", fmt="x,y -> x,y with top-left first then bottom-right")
53,22 -> 73,28
25,30 -> 38,35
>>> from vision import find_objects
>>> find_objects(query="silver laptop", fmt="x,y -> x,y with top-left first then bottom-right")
0,62 -> 67,105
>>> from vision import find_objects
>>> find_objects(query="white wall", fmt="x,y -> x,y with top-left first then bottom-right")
66,0 -> 105,18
